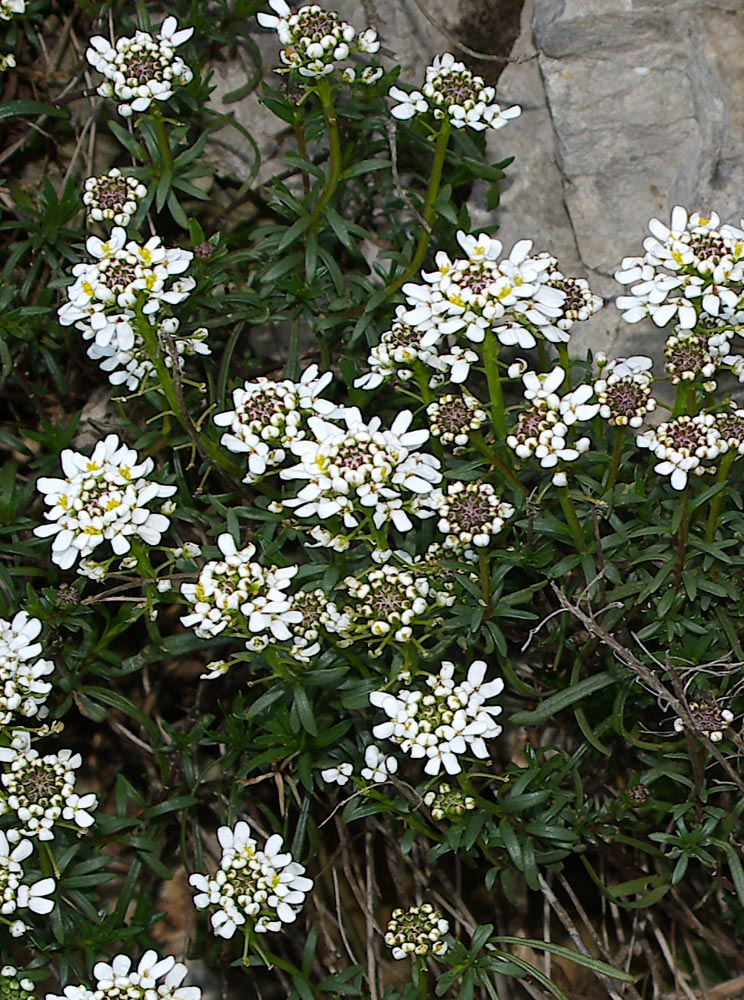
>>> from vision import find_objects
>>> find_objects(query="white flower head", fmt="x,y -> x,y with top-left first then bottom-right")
180,533 -> 300,650
46,951 -> 201,1000
390,53 -> 521,132
257,1 -> 379,79
370,659 -> 504,776
280,408 -> 441,537
34,434 -> 177,571
636,411 -> 722,490
214,365 -> 337,481
86,18 -> 194,117
83,167 -> 147,228
0,612 -> 54,725
0,743 -> 97,841
189,820 -> 313,937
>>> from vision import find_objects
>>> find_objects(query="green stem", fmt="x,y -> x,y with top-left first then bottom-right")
294,112 -> 311,197
150,108 -> 174,175
558,486 -> 586,553
605,427 -> 625,491
385,122 -> 452,296
308,78 -> 342,233
706,453 -> 734,543
479,549 -> 491,613
136,310 -> 242,482
417,959 -> 430,1000
469,431 -> 524,493
558,343 -> 571,387
286,318 -> 300,380
673,488 -> 690,585
482,332 -> 507,440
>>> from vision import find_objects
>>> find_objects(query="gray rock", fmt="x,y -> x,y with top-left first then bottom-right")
493,0 -> 744,359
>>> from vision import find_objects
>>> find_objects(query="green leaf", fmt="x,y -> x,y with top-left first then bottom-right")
0,100 -> 69,120
510,672 -> 618,725
490,938 -> 634,982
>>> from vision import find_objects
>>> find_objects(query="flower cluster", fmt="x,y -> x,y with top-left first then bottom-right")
280,408 -> 441,537
353,306 -> 477,390
674,702 -> 735,742
615,206 -> 744,330
86,17 -> 194,118
389,52 -> 520,132
190,821 -> 313,937
370,660 -> 504,776
398,233 -> 601,361
423,783 -> 476,821
0,612 -> 54,724
424,481 -> 514,554
594,355 -> 657,428
636,412 -> 722,490
257,0 -> 379,79
385,903 -> 449,959
0,732 -> 97,841
58,228 -> 194,343
340,551 -> 455,646
215,365 -> 337,482
83,168 -> 147,228
0,966 -> 34,1000
426,392 -> 486,451
87,315 -> 210,393
0,829 -> 55,936
180,534 -> 300,652
45,951 -> 201,1000
286,588 -> 350,662
34,434 -> 176,571
507,366 -> 598,484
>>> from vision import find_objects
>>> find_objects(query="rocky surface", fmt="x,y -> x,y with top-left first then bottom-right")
495,0 -> 744,356
209,0 -> 744,359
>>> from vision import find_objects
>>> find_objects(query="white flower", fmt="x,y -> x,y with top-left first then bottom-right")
83,168 -> 147,228
341,553 -> 455,647
34,435 -> 176,571
427,392 -> 486,451
360,745 -> 397,782
0,830 -> 55,926
280,408 -> 441,534
636,412 -> 722,490
58,229 -> 194,339
423,481 -> 514,552
507,370 -> 595,474
214,365 -> 337,481
0,0 -> 24,21
390,53 -> 520,132
257,1 -> 379,78
0,612 -> 54,725
86,316 -> 209,394
401,235 -> 597,354
353,306 -> 453,391
180,533 -> 300,649
320,762 -> 353,785
46,950 -> 201,1000
0,742 -> 97,841
370,660 -> 503,776
189,820 -> 313,937
86,18 -> 194,118
615,205 -> 744,329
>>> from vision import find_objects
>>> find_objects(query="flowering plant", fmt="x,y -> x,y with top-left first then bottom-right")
3,2 -> 744,1000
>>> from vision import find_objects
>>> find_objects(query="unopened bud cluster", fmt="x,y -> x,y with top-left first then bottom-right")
385,903 -> 449,959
